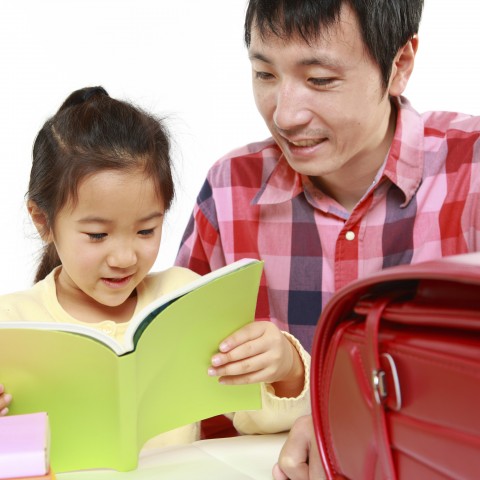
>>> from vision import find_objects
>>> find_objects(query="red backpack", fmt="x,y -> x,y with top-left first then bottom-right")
311,253 -> 480,480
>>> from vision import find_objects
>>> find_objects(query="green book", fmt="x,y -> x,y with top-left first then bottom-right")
0,259 -> 263,473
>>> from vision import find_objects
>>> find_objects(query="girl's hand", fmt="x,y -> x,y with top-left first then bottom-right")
0,384 -> 12,416
208,321 -> 305,397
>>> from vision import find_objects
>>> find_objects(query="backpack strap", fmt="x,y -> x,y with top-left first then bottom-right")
365,296 -> 397,480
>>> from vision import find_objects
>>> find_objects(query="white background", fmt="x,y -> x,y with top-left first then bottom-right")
0,0 -> 479,293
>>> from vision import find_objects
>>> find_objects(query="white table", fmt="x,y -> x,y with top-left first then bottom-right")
57,433 -> 287,480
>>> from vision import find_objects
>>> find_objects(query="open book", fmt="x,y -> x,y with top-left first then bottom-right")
0,259 -> 263,473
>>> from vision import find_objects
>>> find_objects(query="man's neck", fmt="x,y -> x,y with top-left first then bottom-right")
310,102 -> 397,213
310,169 -> 381,213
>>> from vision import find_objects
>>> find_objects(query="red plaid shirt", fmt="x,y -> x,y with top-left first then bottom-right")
176,97 -> 480,352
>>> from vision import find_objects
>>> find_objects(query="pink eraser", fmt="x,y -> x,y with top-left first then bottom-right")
0,412 -> 50,478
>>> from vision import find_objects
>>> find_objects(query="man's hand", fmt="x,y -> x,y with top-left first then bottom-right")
272,415 -> 326,480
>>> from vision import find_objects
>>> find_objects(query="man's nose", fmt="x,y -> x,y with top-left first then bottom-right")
273,82 -> 312,132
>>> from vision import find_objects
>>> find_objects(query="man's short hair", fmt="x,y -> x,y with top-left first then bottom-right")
244,0 -> 424,90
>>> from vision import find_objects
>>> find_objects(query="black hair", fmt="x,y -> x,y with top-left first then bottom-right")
244,0 -> 424,90
28,86 -> 174,282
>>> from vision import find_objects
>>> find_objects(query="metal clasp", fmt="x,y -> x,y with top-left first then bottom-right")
372,353 -> 402,411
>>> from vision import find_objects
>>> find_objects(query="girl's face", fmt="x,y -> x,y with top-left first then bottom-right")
49,168 -> 164,320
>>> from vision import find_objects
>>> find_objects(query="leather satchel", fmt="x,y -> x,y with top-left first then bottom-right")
311,253 -> 480,480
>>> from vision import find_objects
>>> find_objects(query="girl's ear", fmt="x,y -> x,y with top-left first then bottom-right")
388,35 -> 419,97
27,200 -> 53,243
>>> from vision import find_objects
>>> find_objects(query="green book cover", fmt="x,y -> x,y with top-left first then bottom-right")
0,259 -> 263,473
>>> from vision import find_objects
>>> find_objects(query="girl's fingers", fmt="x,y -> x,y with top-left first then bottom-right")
217,367 -> 273,385
0,393 -> 12,412
211,339 -> 266,367
219,321 -> 268,353
209,322 -> 292,385
209,351 -> 271,378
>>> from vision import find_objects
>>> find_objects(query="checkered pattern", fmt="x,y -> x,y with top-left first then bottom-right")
176,97 -> 480,353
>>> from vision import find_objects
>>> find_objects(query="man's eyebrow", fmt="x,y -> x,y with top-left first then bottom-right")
249,51 -> 344,69
300,56 -> 344,69
248,51 -> 271,63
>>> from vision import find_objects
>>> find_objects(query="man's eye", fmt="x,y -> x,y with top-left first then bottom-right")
309,77 -> 336,87
255,71 -> 274,80
87,233 -> 107,241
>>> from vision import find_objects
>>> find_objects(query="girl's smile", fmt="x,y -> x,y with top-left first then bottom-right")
101,274 -> 134,289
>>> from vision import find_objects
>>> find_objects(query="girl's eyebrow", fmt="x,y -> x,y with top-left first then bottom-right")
139,212 -> 165,222
77,216 -> 111,224
77,212 -> 164,224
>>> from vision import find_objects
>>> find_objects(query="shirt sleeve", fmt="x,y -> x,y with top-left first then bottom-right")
230,332 -> 312,435
175,178 -> 227,275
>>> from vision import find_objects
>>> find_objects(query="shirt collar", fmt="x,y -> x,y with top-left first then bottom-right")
252,148 -> 304,205
253,96 -> 425,208
382,96 -> 424,206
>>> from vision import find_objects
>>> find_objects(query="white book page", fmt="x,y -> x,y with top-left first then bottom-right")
0,321 -> 124,355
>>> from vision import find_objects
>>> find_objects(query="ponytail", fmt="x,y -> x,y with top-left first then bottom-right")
35,243 -> 61,283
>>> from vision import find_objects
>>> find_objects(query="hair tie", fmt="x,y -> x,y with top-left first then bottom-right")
82,86 -> 109,101
58,86 -> 109,112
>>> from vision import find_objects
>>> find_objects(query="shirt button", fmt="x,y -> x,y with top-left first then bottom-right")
345,231 -> 356,241
99,321 -> 116,336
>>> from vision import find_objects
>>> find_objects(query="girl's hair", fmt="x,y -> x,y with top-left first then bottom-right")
28,86 -> 174,283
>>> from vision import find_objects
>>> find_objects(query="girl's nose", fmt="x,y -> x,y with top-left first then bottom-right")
107,243 -> 137,268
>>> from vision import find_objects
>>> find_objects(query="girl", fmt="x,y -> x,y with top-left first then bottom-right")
0,86 -> 310,445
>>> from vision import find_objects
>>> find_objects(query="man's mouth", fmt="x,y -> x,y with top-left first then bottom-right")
289,138 -> 325,147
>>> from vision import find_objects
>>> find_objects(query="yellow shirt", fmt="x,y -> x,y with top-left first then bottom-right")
0,266 -> 311,448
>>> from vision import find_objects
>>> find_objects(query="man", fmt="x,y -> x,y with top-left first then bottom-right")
176,0 -> 480,354
272,415 -> 324,480
177,0 -> 480,474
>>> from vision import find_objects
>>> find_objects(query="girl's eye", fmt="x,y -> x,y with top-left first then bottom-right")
138,229 -> 155,237
87,233 -> 107,241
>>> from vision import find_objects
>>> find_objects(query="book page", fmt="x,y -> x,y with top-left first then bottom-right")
0,329 -> 137,471
123,258 -> 262,351
134,260 -> 264,446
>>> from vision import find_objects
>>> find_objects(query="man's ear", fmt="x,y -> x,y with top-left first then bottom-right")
388,35 -> 419,97
27,200 -> 53,243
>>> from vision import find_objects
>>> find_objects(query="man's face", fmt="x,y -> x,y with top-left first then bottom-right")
248,4 -> 396,194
